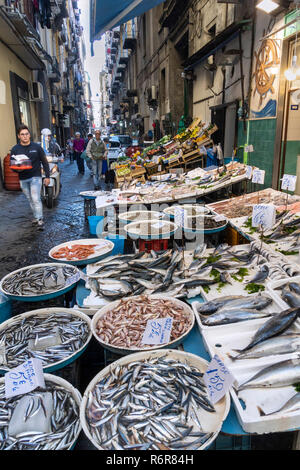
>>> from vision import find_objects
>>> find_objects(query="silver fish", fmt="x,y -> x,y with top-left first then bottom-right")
238,357 -> 300,390
236,307 -> 300,353
85,355 -> 215,450
200,309 -> 271,326
230,334 -> 300,360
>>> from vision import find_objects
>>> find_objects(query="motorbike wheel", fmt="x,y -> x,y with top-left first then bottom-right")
45,186 -> 54,208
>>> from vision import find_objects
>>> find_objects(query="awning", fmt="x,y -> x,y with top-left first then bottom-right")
90,0 -> 166,41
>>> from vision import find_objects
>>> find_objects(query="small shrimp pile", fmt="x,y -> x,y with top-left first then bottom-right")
52,244 -> 99,260
95,295 -> 193,350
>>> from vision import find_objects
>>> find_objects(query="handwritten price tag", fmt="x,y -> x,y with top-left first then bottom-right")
245,165 -> 253,179
141,318 -> 173,345
252,204 -> 276,230
203,355 -> 234,405
5,358 -> 45,399
174,207 -> 185,228
281,174 -> 297,192
252,169 -> 265,185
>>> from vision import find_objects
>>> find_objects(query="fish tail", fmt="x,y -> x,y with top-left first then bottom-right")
257,406 -> 266,416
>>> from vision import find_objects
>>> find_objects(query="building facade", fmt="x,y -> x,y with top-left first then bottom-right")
0,0 -> 88,178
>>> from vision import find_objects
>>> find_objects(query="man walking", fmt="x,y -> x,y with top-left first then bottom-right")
10,124 -> 50,230
73,132 -> 85,175
86,130 -> 107,190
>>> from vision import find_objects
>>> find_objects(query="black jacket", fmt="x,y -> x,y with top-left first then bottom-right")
10,142 -> 50,180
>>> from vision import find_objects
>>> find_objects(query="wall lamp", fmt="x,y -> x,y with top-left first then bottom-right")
256,0 -> 291,14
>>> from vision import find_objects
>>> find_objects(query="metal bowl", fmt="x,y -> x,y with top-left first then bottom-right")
48,239 -> 114,266
91,294 -> 195,355
0,263 -> 80,302
0,307 -> 92,374
80,349 -> 230,451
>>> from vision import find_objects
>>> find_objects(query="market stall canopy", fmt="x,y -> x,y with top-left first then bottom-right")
90,0 -> 166,42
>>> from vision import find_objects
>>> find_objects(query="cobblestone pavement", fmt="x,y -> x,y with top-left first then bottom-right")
0,159 -> 297,451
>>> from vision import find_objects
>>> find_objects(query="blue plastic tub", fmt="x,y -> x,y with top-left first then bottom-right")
105,234 -> 125,255
0,294 -> 11,323
88,216 -> 104,236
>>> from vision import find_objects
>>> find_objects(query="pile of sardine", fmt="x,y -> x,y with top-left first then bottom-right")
95,295 -> 193,350
0,312 -> 90,369
195,294 -> 274,326
0,381 -> 80,450
85,355 -> 216,450
85,247 -> 221,301
1,265 -> 78,296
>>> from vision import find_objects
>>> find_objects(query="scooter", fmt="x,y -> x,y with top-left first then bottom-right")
41,155 -> 61,208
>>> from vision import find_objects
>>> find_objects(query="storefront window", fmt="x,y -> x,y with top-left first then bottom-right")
19,98 -> 31,127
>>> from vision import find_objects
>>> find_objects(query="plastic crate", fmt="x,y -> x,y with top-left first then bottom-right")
138,238 -> 169,252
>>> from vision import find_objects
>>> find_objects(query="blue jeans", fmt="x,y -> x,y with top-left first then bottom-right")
20,177 -> 43,220
92,160 -> 103,187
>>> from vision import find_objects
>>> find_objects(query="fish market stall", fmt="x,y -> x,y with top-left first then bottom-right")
0,374 -> 82,450
0,308 -> 92,374
80,349 -> 230,451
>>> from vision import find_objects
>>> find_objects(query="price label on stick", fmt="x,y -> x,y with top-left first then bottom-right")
204,355 -> 234,405
174,207 -> 185,228
245,165 -> 253,180
141,317 -> 173,345
281,174 -> 297,192
5,358 -> 45,399
252,204 -> 276,230
252,169 -> 265,185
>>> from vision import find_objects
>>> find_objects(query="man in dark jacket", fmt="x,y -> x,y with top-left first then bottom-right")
86,130 -> 107,189
10,124 -> 50,230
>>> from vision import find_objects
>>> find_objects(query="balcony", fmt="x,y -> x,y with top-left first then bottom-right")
119,49 -> 129,64
123,21 -> 137,50
0,5 -> 46,70
48,56 -> 61,82
159,0 -> 190,29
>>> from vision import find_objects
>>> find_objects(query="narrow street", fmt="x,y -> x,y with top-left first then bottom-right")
0,160 -> 92,281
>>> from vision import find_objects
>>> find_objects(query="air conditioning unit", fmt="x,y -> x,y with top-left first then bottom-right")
31,82 -> 44,102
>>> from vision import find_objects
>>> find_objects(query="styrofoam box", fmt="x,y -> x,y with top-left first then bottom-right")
192,301 -> 300,434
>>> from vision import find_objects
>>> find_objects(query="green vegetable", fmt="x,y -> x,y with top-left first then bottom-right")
244,283 -> 265,294
276,249 -> 299,256
232,268 -> 249,282
203,285 -> 211,294
294,383 -> 300,392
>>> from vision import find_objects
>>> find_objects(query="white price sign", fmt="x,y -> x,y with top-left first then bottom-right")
141,318 -> 173,345
245,145 -> 254,153
252,169 -> 265,185
5,358 -> 45,399
174,207 -> 185,228
203,355 -> 234,405
281,174 -> 297,192
252,204 -> 276,230
245,165 -> 253,180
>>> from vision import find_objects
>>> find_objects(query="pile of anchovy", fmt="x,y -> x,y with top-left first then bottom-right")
0,382 -> 80,450
2,265 -> 78,296
95,296 -> 193,350
0,312 -> 90,369
85,355 -> 216,450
